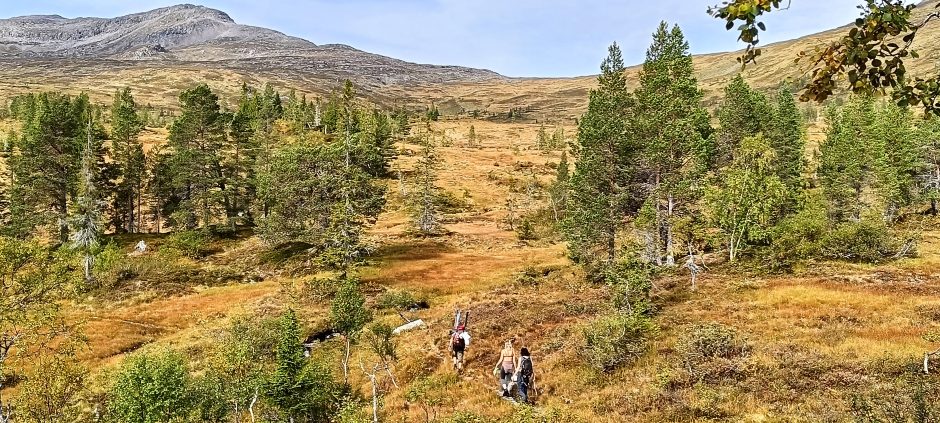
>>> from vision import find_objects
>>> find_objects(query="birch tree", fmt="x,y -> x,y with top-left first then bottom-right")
706,135 -> 786,262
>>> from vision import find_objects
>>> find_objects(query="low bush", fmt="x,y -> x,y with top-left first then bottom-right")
676,323 -> 750,365
821,220 -> 899,263
516,218 -> 537,241
849,374 -> 940,422
675,322 -> 750,382
376,289 -> 427,312
766,202 -> 827,270
606,261 -> 654,314
161,230 -> 212,259
581,312 -> 657,373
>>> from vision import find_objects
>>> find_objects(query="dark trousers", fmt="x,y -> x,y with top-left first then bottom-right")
517,378 -> 530,403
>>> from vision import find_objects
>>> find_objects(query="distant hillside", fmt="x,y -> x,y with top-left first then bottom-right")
0,4 -> 502,88
0,2 -> 938,119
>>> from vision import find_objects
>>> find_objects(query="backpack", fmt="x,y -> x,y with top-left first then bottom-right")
451,332 -> 465,350
519,356 -> 533,380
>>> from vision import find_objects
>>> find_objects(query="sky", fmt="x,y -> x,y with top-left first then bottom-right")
1,1 -> 890,77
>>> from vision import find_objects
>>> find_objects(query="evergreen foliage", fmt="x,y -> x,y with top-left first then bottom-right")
110,88 -> 146,233
563,42 -> 639,270
634,22 -> 712,267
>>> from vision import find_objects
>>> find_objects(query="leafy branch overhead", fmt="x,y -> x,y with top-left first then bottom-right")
710,0 -> 940,113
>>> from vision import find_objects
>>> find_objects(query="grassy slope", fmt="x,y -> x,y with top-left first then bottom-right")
2,116 -> 929,421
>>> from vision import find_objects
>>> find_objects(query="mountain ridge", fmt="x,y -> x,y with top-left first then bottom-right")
0,4 -> 504,86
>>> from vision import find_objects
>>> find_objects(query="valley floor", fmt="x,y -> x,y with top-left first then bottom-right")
38,119 -> 939,422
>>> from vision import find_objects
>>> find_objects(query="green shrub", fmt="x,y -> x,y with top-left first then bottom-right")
93,241 -> 125,286
822,220 -> 899,263
675,323 -> 750,382
109,349 -> 195,423
161,230 -> 211,259
516,218 -> 537,241
581,312 -> 657,373
606,261 -> 654,314
849,374 -> 940,422
766,201 -> 827,269
376,289 -> 426,312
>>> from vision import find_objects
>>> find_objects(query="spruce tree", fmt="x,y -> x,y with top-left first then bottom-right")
330,277 -> 372,384
265,309 -> 340,421
917,116 -> 940,214
563,43 -> 639,269
412,121 -> 442,235
536,124 -> 550,151
467,124 -> 477,148
634,22 -> 712,266
110,88 -> 146,233
549,151 -> 570,223
870,102 -> 919,221
71,117 -> 103,284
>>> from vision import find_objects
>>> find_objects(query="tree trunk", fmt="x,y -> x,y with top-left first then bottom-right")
58,193 -> 69,244
343,336 -> 351,384
249,388 -> 258,423
370,372 -> 380,423
665,193 -> 675,267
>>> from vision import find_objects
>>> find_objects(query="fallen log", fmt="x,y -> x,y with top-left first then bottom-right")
393,319 -> 426,335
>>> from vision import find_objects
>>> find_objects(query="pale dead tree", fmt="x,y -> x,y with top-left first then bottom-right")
360,359 -> 382,423
248,387 -> 259,423
924,349 -> 940,374
682,243 -> 703,292
314,99 -> 322,128
414,122 -> 441,235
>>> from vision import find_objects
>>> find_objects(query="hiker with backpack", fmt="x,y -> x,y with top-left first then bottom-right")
451,324 -> 470,371
493,339 -> 518,398
514,347 -> 535,403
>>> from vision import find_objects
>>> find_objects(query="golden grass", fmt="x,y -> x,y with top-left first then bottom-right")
2,109 -> 939,420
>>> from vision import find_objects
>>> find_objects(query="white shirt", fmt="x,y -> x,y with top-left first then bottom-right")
456,331 -> 471,347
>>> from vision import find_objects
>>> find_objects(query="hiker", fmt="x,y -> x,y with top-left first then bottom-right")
451,324 -> 470,371
514,347 -> 535,403
493,340 -> 517,398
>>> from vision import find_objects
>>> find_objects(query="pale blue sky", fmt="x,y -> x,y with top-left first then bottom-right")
2,1 -> 890,77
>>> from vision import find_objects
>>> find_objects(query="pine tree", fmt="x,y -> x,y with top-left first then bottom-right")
563,43 -> 639,269
110,88 -> 146,233
819,96 -> 876,222
634,22 -> 712,266
256,141 -> 385,256
716,75 -> 773,168
768,87 -> 806,205
9,92 -> 98,242
166,84 -> 230,228
228,84 -> 268,226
